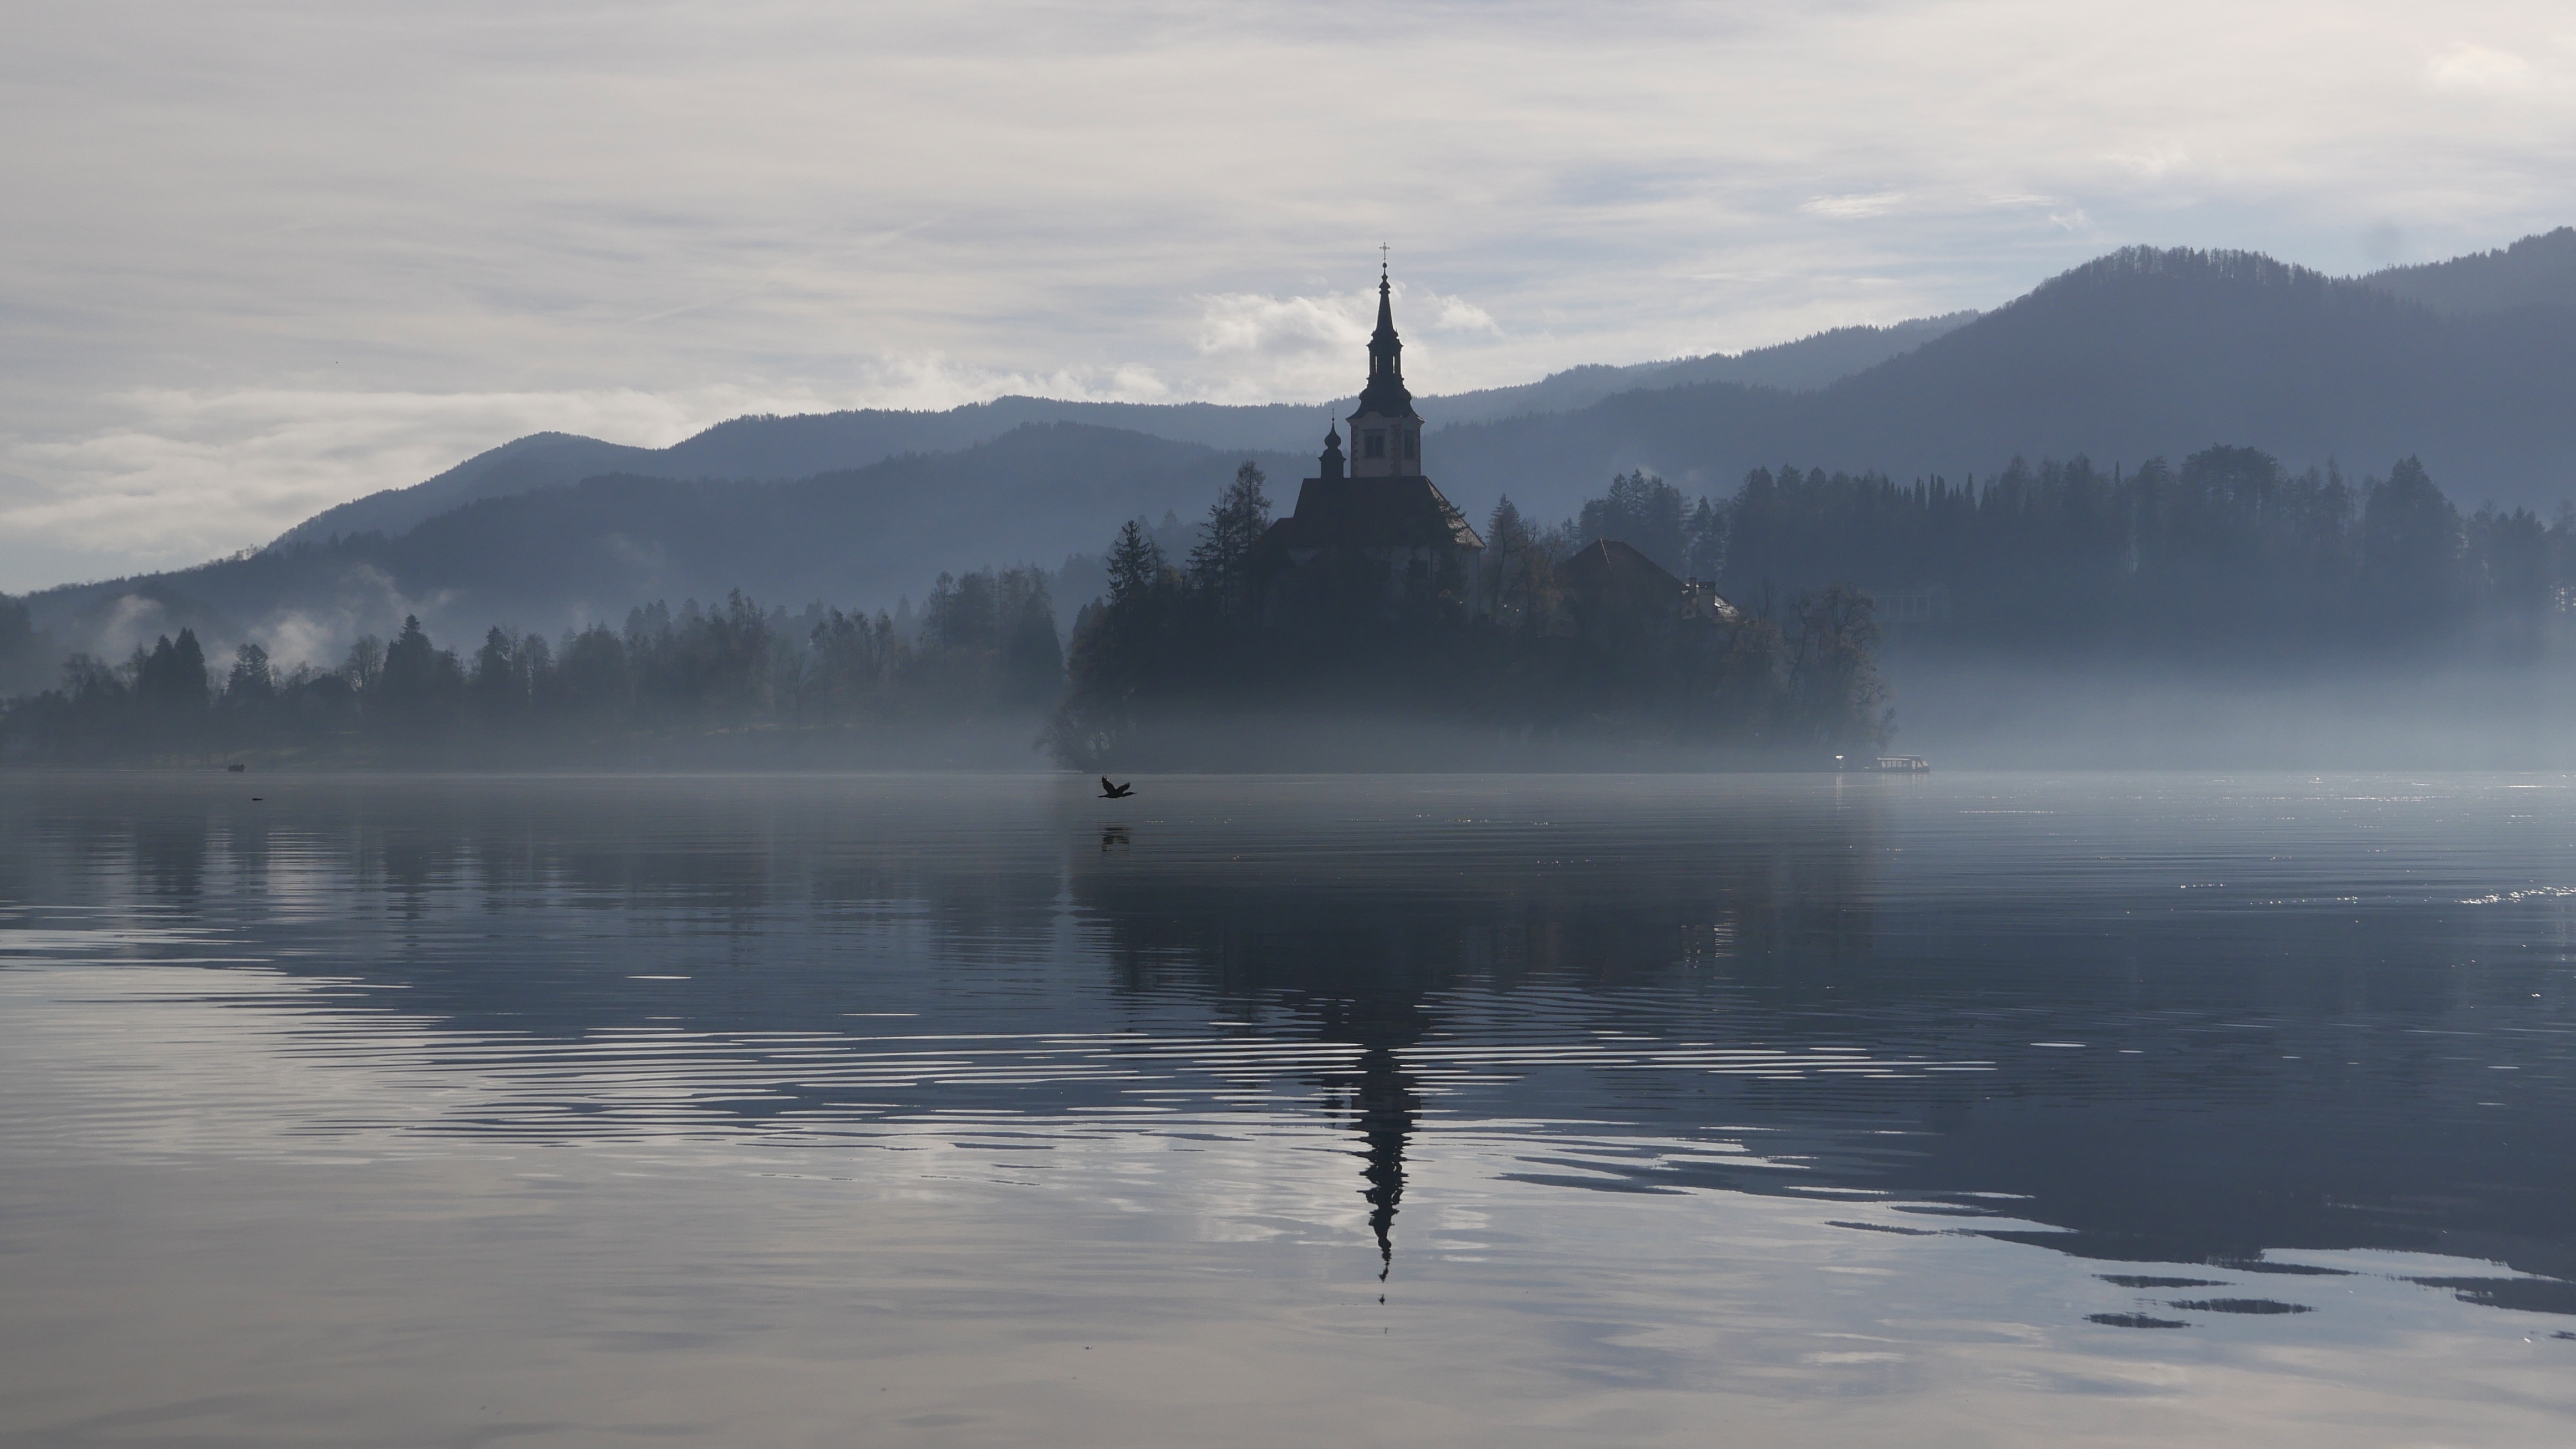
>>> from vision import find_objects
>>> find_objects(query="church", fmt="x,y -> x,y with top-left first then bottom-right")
1255,266 -> 1486,616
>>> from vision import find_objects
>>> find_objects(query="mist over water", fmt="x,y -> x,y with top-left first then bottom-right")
1886,656 -> 2576,771
2,770 -> 2572,1445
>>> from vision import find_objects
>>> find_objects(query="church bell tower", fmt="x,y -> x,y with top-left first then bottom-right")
1345,265 -> 1422,479
1257,253 -> 1483,608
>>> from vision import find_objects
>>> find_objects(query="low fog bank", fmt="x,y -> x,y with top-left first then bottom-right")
267,718 -> 1066,774
1050,711 -> 1876,775
1885,654 -> 2576,771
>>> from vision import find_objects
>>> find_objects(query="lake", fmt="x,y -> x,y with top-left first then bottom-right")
2,770 -> 2571,1446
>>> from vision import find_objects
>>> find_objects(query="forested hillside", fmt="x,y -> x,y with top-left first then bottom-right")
30,426 -> 1298,655
2361,226 -> 2576,316
1437,247 -> 2576,525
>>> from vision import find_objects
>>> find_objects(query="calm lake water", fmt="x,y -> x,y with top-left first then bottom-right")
2,770 -> 2572,1447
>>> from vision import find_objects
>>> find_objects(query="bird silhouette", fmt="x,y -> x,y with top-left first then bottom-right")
1098,777 -> 1134,799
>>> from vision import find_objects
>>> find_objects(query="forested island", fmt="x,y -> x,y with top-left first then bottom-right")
0,461 -> 1889,770
0,439 -> 2562,770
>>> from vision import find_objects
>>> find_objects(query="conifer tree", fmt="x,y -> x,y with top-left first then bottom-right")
1187,462 -> 1271,609
1107,520 -> 1166,610
226,643 -> 274,702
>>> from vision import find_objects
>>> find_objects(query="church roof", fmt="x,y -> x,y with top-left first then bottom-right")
1561,538 -> 1681,593
1266,475 -> 1484,552
1353,373 -> 1419,420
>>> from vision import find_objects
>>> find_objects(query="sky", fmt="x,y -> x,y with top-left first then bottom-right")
2,1 -> 2572,592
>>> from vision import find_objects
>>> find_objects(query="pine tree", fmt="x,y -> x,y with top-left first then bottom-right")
1685,497 -> 1727,579
1107,520 -> 1166,609
1187,462 -> 1271,609
2361,456 -> 2463,614
226,643 -> 275,702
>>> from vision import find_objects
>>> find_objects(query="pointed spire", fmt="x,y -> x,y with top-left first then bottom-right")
1365,260 -> 1403,388
1318,412 -> 1345,480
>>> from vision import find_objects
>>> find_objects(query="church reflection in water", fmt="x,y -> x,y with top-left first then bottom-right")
1321,998 -> 1423,1280
1060,795 -> 1882,1278
16,772 -> 2575,1308
1057,787 -> 2576,1298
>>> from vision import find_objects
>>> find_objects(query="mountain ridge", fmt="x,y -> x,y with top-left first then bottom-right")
2360,226 -> 2576,316
19,230 -> 2576,670
37,425 -> 1299,655
272,313 -> 1981,550
1426,242 -> 2576,522
268,227 -> 2576,561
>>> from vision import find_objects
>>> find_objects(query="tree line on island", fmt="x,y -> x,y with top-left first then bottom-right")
1039,464 -> 1886,768
2,443 -> 2568,767
1,574 -> 1063,766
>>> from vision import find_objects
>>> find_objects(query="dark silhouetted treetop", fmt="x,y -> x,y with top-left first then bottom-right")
1577,471 -> 1692,575
1187,462 -> 1272,609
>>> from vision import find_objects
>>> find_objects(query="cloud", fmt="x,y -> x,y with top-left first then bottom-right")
1800,192 -> 1907,220
1194,292 -> 1368,364
1427,296 -> 1505,336
2106,146 -> 2190,180
2428,42 -> 2537,93
1187,290 -> 1371,404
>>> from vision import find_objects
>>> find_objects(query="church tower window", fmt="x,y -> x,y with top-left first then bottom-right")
1365,431 -> 1386,459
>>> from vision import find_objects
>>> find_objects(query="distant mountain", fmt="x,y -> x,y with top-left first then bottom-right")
274,314 -> 1976,548
1632,313 -> 1984,393
1413,312 -> 1979,424
280,431 -> 670,548
1433,245 -> 2576,524
38,233 -> 2576,669
276,401 -> 1325,548
2360,227 -> 2576,316
38,425 -> 1300,652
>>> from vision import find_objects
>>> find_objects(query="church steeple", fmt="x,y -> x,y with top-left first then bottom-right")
1348,259 -> 1422,477
1257,253 -> 1489,609
1367,265 -> 1402,388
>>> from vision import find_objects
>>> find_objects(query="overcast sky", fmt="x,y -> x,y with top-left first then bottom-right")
2,1 -> 2571,590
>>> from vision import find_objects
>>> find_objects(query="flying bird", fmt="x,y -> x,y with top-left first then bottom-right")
1098,778 -> 1134,799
